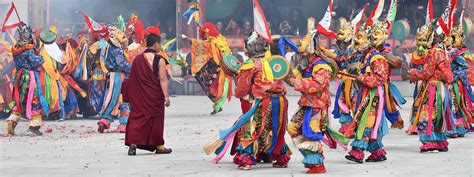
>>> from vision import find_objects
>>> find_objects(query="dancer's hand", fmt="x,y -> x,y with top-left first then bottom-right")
165,97 -> 171,107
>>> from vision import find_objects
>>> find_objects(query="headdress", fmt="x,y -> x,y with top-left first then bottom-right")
145,26 -> 161,36
40,25 -> 58,44
199,22 -> 220,40
126,13 -> 145,43
108,26 -> 125,47
245,31 -> 268,58
15,22 -> 36,47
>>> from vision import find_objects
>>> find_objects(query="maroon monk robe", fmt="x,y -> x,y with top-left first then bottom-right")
124,51 -> 166,152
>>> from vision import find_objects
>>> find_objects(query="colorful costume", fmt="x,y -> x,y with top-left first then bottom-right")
97,26 -> 131,133
407,24 -> 432,135
0,40 -> 14,117
332,19 -> 360,136
408,28 -> 454,152
86,41 -> 106,116
445,24 -> 473,137
6,23 -> 47,136
345,21 -> 397,163
39,26 -> 65,120
204,34 -> 290,170
57,37 -> 87,118
287,30 -> 349,174
188,23 -> 232,115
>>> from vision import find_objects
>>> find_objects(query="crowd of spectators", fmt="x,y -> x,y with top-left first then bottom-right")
208,0 -> 469,39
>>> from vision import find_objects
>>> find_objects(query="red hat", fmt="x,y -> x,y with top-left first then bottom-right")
145,26 -> 161,36
199,22 -> 219,40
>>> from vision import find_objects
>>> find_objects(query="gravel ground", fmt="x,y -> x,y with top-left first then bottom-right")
0,96 -> 473,177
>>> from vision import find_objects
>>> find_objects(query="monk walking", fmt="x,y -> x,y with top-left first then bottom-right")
124,30 -> 172,155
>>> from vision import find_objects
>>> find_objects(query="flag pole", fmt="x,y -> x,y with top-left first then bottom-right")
176,0 -> 180,56
252,0 -> 255,29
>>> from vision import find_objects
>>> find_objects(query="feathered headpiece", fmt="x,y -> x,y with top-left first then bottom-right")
127,13 -> 145,43
199,22 -> 220,40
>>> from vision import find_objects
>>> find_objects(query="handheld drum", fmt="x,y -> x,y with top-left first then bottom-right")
268,55 -> 290,81
222,53 -> 242,75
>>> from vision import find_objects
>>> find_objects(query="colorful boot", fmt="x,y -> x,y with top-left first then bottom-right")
116,124 -> 126,133
97,118 -> 111,133
272,154 -> 290,168
6,113 -> 22,136
235,155 -> 254,170
365,149 -> 387,162
420,142 -> 438,153
306,164 -> 327,174
345,149 -> 364,163
6,120 -> 17,136
28,126 -> 43,136
437,141 -> 449,152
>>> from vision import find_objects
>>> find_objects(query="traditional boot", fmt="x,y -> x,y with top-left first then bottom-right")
419,142 -> 438,153
6,113 -> 22,136
272,154 -> 290,168
365,149 -> 387,162
116,124 -> 126,133
210,108 -> 223,115
128,144 -> 137,156
28,126 -> 43,136
256,152 -> 271,163
97,118 -> 111,133
6,120 -> 17,136
306,164 -> 327,174
155,145 -> 172,154
437,141 -> 449,152
236,155 -> 253,170
345,149 -> 364,163
272,162 -> 288,168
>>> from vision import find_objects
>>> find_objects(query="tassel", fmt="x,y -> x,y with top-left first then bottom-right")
213,78 -> 229,112
356,88 -> 375,140
26,71 -> 36,119
204,139 -> 224,155
212,131 -> 237,164
338,99 -> 350,114
427,83 -> 436,136
371,86 -> 385,139
344,79 -> 352,108
99,72 -> 115,115
261,51 -> 273,82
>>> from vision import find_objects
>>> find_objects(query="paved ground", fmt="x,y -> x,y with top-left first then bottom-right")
0,96 -> 473,177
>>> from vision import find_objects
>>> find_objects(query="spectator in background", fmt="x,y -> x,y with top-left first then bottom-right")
183,53 -> 193,78
155,21 -> 161,29
216,21 -> 224,33
160,33 -> 167,43
267,22 -> 274,35
279,20 -> 292,35
242,19 -> 253,37
288,8 -> 305,36
225,19 -> 241,36
165,21 -> 175,39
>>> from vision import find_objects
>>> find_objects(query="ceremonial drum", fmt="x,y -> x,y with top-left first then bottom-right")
392,19 -> 411,40
268,55 -> 290,80
463,18 -> 473,37
40,29 -> 56,44
222,53 -> 241,75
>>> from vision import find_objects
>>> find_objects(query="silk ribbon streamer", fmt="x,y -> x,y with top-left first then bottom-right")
371,86 -> 385,139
